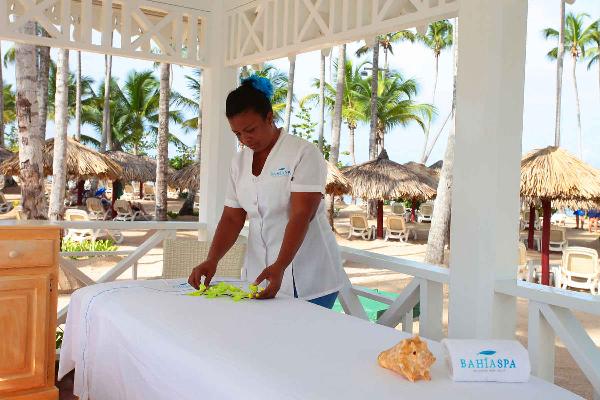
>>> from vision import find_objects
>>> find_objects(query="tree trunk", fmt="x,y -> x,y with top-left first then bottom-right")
330,44 -> 345,165
420,55 -> 440,163
49,49 -> 69,221
423,110 -> 451,164
101,54 -> 112,152
348,125 -> 356,165
377,199 -> 384,239
76,180 -> 84,206
155,62 -> 170,221
572,55 -> 582,159
0,40 -> 4,148
328,194 -> 335,231
75,50 -> 82,141
284,55 -> 296,133
317,50 -> 326,153
554,0 -> 566,146
527,204 -> 536,249
179,113 -> 202,216
37,44 -> 50,139
540,199 -> 551,286
16,21 -> 46,219
424,18 -> 459,265
369,37 -> 379,160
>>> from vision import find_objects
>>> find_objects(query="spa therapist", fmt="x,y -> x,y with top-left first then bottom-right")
188,75 -> 345,308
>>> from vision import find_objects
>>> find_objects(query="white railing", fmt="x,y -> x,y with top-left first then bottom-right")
56,220 -> 204,325
338,246 -> 449,341
495,279 -> 600,398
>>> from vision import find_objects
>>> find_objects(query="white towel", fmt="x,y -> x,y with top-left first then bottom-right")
442,339 -> 531,382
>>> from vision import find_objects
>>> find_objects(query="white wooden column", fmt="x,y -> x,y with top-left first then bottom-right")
448,0 -> 528,339
198,5 -> 239,240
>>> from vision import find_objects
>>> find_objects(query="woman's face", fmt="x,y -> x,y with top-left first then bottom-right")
228,110 -> 274,152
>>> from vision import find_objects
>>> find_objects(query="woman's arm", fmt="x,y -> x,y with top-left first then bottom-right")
188,206 -> 247,288
254,192 -> 321,298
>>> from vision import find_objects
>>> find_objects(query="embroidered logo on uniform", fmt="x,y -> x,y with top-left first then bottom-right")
270,167 -> 291,177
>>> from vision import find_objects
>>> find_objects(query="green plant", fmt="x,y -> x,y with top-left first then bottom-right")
291,105 -> 317,140
167,211 -> 179,219
61,239 -> 118,258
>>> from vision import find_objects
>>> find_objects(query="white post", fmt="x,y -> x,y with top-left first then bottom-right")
448,0 -> 528,339
528,302 -> 556,382
198,5 -> 239,240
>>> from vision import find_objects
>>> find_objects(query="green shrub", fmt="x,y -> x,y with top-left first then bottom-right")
167,211 -> 179,220
62,239 -> 118,258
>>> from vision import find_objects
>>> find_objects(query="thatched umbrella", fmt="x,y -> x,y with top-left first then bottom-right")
0,138 -> 122,205
404,161 -> 439,221
326,162 -> 352,230
520,146 -> 600,285
429,160 -> 443,175
170,160 -> 200,191
105,151 -> 173,199
344,150 -> 436,238
0,138 -> 122,180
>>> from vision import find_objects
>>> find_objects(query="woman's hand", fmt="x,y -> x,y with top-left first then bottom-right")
253,263 -> 286,299
188,259 -> 218,289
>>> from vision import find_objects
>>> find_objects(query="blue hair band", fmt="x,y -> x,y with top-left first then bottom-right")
241,74 -> 274,100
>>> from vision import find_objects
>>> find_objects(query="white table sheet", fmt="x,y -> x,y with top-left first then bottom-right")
58,279 -> 582,400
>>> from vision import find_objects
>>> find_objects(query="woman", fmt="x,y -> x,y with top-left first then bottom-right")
188,76 -> 345,308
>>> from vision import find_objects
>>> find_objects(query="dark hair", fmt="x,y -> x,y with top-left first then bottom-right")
225,80 -> 273,119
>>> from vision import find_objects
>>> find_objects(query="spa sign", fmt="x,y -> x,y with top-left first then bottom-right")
459,350 -> 518,371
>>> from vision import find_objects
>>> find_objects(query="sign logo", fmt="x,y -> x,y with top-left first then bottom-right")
270,167 -> 291,177
459,349 -> 517,371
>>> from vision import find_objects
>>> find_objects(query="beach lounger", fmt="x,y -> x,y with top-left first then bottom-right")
559,246 -> 599,295
114,199 -> 151,221
385,215 -> 409,242
548,226 -> 568,252
86,197 -> 111,220
417,202 -> 434,223
143,184 -> 155,200
121,184 -> 136,201
64,209 -> 124,244
347,214 -> 374,241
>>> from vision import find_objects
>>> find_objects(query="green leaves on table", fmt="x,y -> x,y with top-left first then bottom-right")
187,282 -> 263,302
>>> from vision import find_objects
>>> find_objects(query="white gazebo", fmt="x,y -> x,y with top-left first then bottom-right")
1,0 -> 598,398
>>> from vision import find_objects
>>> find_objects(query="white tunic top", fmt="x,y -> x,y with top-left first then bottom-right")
224,130 -> 345,300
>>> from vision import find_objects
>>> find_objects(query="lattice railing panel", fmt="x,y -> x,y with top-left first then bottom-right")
225,0 -> 457,66
0,0 -> 208,67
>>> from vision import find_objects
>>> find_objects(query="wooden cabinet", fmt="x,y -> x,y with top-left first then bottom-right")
0,226 -> 59,400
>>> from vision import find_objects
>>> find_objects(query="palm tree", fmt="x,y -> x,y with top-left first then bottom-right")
247,64 -> 289,122
49,48 -> 69,221
15,21 -> 46,218
317,49 -> 327,152
417,20 -> 453,163
37,42 -> 51,139
587,20 -> 600,102
47,61 -> 95,122
303,59 -> 367,165
101,54 -> 113,152
283,56 -> 296,133
544,12 -> 596,158
75,50 -> 83,141
425,18 -> 459,266
354,70 -> 433,154
2,83 -> 15,127
0,41 -> 4,148
330,45 -> 345,165
155,62 -> 170,221
356,31 -> 415,160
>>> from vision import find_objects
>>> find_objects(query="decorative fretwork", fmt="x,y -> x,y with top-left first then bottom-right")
225,0 -> 458,66
0,0 -> 208,67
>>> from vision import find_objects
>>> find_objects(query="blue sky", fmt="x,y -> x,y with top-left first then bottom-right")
1,0 -> 599,168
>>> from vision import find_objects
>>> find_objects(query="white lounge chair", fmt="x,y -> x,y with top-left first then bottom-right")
113,199 -> 151,221
121,184 -> 136,201
522,209 -> 541,231
64,209 -> 124,244
162,239 -> 247,280
0,191 -> 14,214
385,215 -> 409,242
347,214 -> 374,241
86,197 -> 110,220
549,227 -> 568,252
391,202 -> 410,221
559,246 -> 600,295
143,184 -> 155,200
417,202 -> 434,223
517,242 -> 532,281
193,193 -> 200,210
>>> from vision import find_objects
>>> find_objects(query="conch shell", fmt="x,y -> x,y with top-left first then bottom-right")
377,335 -> 436,382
